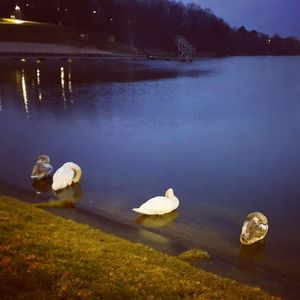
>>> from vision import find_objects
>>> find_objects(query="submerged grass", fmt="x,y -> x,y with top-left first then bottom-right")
33,200 -> 75,209
178,248 -> 210,260
0,195 -> 280,299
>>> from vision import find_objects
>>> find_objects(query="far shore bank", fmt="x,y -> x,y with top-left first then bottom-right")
0,41 -> 202,61
0,41 -> 113,55
0,41 -> 154,57
1,41 -> 298,62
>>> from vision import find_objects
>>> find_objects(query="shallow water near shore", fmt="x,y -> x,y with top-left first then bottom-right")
1,56 -> 300,298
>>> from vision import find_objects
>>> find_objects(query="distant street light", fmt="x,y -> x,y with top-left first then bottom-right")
15,4 -> 22,20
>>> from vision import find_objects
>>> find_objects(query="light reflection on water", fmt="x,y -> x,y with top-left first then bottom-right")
21,69 -> 29,116
36,66 -> 42,101
0,57 -> 300,298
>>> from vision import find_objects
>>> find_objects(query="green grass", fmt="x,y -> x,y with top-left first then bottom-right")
178,248 -> 210,260
0,195 -> 280,299
0,18 -> 80,44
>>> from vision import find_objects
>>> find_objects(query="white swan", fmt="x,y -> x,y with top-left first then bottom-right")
133,188 -> 179,215
240,212 -> 269,245
31,155 -> 53,180
52,162 -> 82,191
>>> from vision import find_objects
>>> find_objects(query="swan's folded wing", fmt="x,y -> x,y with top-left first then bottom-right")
52,166 -> 74,191
135,196 -> 175,215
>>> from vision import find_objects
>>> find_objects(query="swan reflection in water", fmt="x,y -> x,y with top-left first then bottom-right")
239,238 -> 267,258
32,176 -> 53,194
32,179 -> 82,204
52,182 -> 82,202
136,210 -> 178,228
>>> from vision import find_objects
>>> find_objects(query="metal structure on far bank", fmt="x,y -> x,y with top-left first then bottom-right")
174,36 -> 196,60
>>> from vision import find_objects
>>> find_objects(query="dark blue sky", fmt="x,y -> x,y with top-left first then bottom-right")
181,0 -> 300,38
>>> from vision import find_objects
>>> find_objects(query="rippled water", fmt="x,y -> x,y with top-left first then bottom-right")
1,56 -> 300,298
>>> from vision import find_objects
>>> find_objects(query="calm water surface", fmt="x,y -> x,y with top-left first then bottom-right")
1,56 -> 300,298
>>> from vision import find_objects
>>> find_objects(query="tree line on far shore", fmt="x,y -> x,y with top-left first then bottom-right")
1,0 -> 300,55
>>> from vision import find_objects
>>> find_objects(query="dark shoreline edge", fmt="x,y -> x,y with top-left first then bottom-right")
1,179 -> 300,299
0,179 -> 187,254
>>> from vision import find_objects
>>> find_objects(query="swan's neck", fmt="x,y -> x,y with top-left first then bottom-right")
73,168 -> 81,183
63,162 -> 82,183
171,195 -> 179,205
165,189 -> 179,205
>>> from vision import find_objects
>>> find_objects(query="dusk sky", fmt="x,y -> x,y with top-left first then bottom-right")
181,0 -> 300,38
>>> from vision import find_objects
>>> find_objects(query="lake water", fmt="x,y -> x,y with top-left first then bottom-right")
0,56 -> 300,298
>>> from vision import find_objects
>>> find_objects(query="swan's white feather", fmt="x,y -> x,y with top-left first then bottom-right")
52,165 -> 75,191
133,196 -> 175,215
52,162 -> 82,191
133,189 -> 179,215
62,162 -> 82,183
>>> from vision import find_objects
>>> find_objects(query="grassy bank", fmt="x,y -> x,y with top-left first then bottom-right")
0,195 -> 279,299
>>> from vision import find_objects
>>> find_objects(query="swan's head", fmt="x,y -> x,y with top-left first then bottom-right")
37,155 -> 50,164
31,162 -> 42,178
165,188 -> 174,198
240,212 -> 268,245
31,160 -> 53,179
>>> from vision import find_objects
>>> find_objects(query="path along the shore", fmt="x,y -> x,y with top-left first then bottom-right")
0,41 -> 113,55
